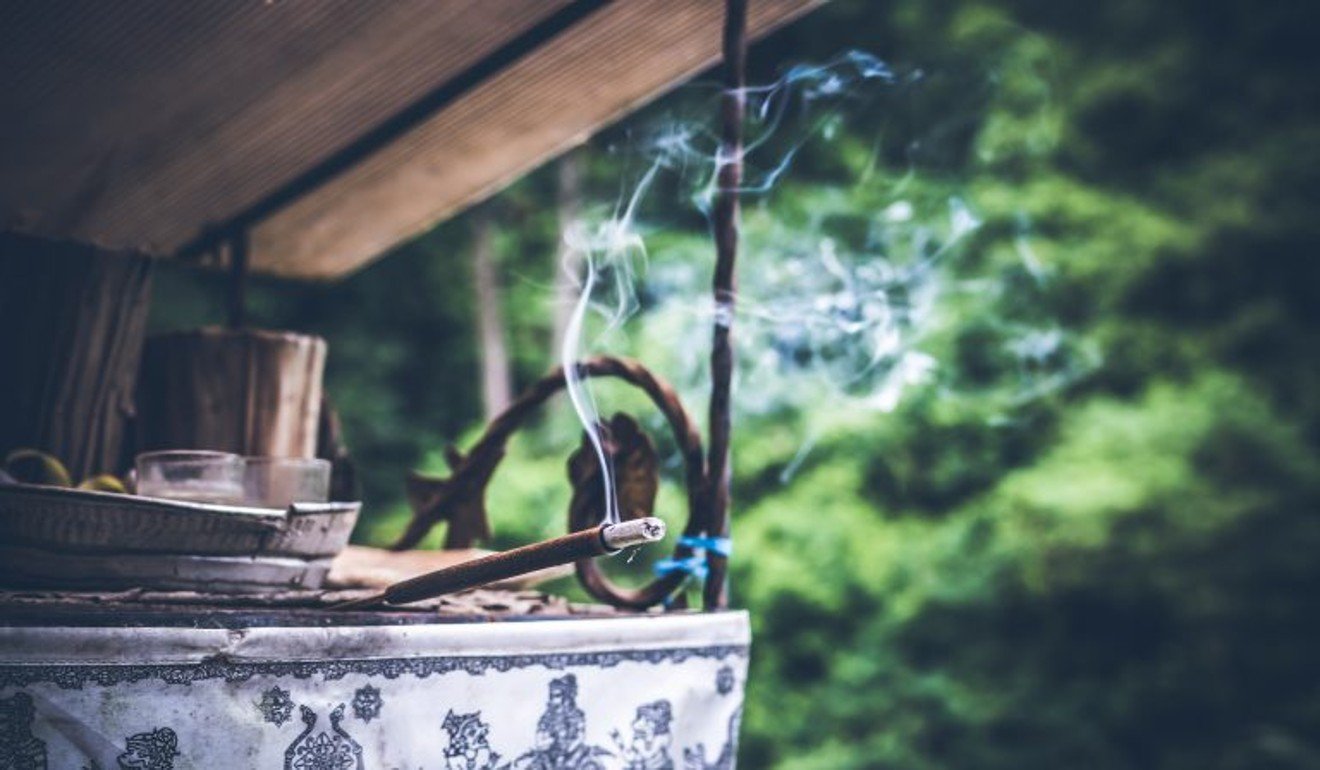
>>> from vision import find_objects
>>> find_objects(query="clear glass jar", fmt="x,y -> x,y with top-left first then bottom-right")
135,450 -> 244,505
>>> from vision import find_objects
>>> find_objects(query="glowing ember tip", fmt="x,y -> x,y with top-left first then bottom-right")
601,517 -> 667,551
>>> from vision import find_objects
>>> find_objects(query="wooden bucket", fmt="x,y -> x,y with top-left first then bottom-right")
136,328 -> 326,459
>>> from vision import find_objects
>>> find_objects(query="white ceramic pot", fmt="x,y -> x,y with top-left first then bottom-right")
0,611 -> 749,769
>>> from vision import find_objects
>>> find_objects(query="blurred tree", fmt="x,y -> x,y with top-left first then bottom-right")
551,150 -> 585,359
471,205 -> 513,419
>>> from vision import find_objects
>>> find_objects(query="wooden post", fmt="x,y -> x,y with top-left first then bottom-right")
226,231 -> 250,330
0,232 -> 153,480
135,328 -> 326,458
703,0 -> 748,611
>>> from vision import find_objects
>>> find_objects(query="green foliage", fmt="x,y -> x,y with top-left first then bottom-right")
147,0 -> 1320,766
732,372 -> 1320,769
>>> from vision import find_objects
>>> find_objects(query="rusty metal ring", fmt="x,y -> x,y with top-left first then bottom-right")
562,358 -> 708,609
392,355 -> 709,610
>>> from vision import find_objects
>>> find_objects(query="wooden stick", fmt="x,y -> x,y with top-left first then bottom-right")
333,518 -> 666,610
703,0 -> 748,611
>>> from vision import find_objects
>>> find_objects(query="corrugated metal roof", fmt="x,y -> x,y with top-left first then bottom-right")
0,0 -> 820,279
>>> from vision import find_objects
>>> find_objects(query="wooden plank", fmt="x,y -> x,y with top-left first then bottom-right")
253,0 -> 821,278
0,0 -> 576,258
0,233 -> 152,479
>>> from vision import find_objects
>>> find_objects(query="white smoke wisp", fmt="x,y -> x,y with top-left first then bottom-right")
558,161 -> 660,526
724,195 -> 981,421
553,52 -> 941,515
553,48 -> 1095,495
633,51 -> 901,215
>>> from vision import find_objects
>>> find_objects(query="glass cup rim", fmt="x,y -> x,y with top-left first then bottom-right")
242,456 -> 331,470
136,450 -> 243,465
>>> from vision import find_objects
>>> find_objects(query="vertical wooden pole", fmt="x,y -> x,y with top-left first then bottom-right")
703,0 -> 748,610
0,232 -> 153,480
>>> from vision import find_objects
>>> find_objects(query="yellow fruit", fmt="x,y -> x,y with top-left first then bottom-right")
77,474 -> 127,494
3,448 -> 72,487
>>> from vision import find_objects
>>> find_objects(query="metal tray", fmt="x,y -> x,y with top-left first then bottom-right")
0,546 -> 332,592
0,483 -> 359,558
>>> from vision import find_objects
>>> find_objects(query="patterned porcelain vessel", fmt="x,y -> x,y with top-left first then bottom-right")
0,611 -> 749,769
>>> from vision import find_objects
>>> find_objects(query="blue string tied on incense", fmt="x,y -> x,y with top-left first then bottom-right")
653,534 -> 733,583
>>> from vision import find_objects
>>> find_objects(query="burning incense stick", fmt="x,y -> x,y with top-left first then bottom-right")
332,518 -> 666,610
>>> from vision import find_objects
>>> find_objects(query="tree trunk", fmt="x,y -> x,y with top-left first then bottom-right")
0,231 -> 153,479
471,208 -> 512,420
135,328 -> 326,458
551,149 -> 584,359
